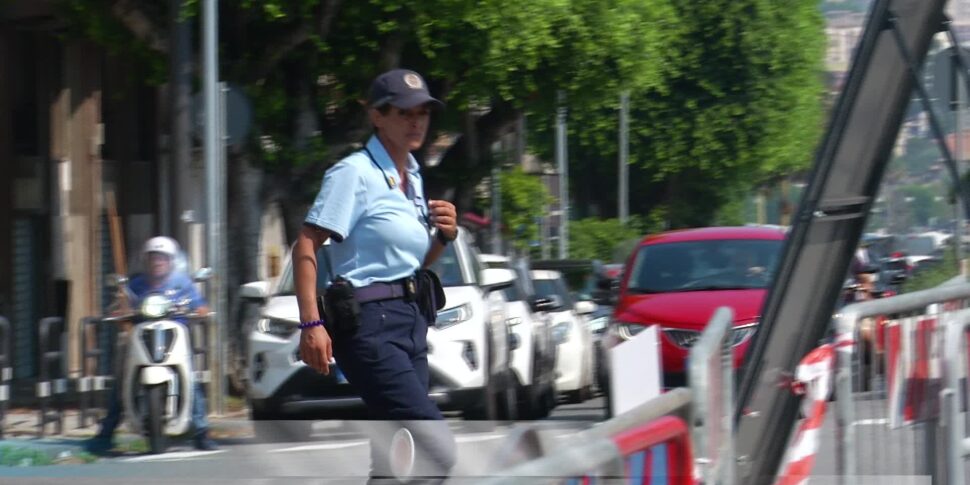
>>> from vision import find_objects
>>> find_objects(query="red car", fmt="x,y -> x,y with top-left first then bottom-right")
603,226 -> 785,388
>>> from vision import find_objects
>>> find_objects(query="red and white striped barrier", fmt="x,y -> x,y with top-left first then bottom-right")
775,343 -> 835,485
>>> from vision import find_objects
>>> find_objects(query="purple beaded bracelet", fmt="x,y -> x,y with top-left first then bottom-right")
298,319 -> 325,330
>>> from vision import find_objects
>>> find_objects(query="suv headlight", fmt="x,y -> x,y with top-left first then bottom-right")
588,316 -> 609,334
552,321 -> 571,344
436,303 -> 473,330
140,294 -> 172,319
257,318 -> 298,338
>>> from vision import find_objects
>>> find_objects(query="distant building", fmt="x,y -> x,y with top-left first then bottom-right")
825,12 -> 866,73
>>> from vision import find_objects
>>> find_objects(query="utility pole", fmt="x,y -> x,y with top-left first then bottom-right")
951,47 -> 966,276
202,0 -> 226,415
170,0 -> 193,246
491,166 -> 502,255
556,91 -> 569,259
618,91 -> 630,224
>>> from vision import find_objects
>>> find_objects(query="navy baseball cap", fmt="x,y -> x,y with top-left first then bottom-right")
368,69 -> 444,110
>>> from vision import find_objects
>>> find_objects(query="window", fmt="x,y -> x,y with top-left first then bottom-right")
628,239 -> 782,293
533,277 -> 574,307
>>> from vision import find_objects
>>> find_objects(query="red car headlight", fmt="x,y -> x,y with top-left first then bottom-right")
662,328 -> 702,348
608,320 -> 649,341
730,322 -> 759,346
663,322 -> 758,349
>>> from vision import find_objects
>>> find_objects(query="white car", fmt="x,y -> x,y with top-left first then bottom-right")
426,233 -> 517,420
241,232 -> 517,435
530,269 -> 598,403
480,254 -> 558,419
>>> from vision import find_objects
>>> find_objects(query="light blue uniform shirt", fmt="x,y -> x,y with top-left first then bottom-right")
305,135 -> 432,288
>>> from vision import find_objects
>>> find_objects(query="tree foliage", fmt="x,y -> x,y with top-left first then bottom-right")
569,218 -> 642,263
490,167 -> 553,255
532,0 -> 826,228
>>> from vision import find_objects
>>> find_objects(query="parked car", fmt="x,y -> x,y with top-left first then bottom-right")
479,254 -> 558,419
574,263 -> 621,395
242,232 -> 516,439
530,269 -> 598,403
425,234 -> 518,420
602,226 -> 785,389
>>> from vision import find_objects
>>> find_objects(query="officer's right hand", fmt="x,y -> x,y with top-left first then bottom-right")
299,325 -> 333,375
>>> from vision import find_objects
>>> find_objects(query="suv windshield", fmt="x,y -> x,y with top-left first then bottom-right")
533,277 -> 574,307
628,239 -> 782,293
429,242 -> 468,287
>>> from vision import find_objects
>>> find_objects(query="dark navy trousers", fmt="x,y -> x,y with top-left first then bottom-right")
332,298 -> 456,483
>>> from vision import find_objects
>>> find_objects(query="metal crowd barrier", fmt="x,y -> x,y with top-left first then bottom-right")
37,317 -> 68,437
0,316 -> 10,438
78,316 -> 115,428
191,315 -> 211,386
942,307 -> 970,484
475,307 -> 737,484
834,283 -> 970,483
688,307 -> 735,485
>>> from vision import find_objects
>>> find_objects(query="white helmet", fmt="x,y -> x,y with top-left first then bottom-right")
143,236 -> 179,258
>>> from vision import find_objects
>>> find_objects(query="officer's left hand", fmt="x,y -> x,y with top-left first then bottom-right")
429,200 -> 458,241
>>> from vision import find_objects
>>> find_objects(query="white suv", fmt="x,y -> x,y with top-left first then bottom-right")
242,232 -> 516,432
480,254 -> 558,419
530,270 -> 598,403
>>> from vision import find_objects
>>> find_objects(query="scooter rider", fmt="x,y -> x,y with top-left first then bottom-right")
86,236 -> 218,454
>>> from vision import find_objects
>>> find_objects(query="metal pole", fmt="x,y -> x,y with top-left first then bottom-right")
953,47 -> 965,277
202,0 -> 224,415
556,91 -> 568,259
541,172 -> 550,260
618,91 -> 629,224
171,0 -> 193,244
491,166 -> 502,255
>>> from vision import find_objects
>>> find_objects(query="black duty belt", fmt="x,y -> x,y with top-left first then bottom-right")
354,277 -> 417,304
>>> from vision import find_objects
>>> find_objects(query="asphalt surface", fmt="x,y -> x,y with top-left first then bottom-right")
0,395 -> 610,483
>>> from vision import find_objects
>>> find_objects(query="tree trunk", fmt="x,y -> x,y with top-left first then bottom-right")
424,100 -> 521,209
225,149 -> 263,395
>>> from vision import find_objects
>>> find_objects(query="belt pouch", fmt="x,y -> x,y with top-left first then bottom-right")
414,269 -> 446,325
323,276 -> 361,336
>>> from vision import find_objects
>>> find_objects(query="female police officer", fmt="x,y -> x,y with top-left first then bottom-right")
293,69 -> 458,484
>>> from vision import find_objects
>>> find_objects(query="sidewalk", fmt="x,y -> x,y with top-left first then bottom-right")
0,406 -> 253,465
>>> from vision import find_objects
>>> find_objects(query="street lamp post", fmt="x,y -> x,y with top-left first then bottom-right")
202,0 -> 226,415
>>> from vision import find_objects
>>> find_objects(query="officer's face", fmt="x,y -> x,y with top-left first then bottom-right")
371,104 -> 431,152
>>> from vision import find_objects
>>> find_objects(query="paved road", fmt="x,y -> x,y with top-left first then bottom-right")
0,396 -> 609,483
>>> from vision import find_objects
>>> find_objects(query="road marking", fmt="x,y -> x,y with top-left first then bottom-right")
455,433 -> 505,444
853,418 -> 889,426
270,440 -> 369,453
122,450 -> 226,462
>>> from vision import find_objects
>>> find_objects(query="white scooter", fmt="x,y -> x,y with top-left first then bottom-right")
102,268 -> 212,454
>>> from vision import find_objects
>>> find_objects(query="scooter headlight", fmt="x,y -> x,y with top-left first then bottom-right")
141,294 -> 172,319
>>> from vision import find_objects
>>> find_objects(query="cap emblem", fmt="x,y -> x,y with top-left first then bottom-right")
403,73 -> 423,89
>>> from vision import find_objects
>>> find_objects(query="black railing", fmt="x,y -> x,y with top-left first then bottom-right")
0,316 -> 11,438
78,316 -> 114,428
37,317 -> 66,437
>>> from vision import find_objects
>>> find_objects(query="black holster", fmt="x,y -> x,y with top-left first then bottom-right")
319,275 -> 360,337
414,269 -> 446,325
